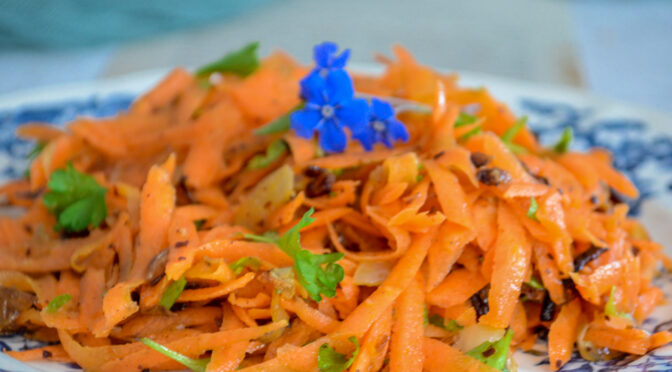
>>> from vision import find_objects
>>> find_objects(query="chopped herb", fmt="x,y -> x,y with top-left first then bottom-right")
454,112 -> 478,128
46,294 -> 72,313
141,338 -> 209,372
317,336 -> 359,372
428,314 -> 463,332
605,286 -> 634,322
526,197 -> 539,221
328,191 -> 337,198
245,209 -> 345,301
195,41 -> 260,78
230,257 -> 261,275
526,277 -> 544,290
42,163 -> 107,233
26,142 -> 46,161
193,219 -> 206,230
553,127 -> 573,154
416,174 -> 424,182
246,139 -> 288,170
501,117 -> 528,154
254,103 -> 305,135
458,125 -> 482,142
467,328 -> 513,371
159,277 -> 187,310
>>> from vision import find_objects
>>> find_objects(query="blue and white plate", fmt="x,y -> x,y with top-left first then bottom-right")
1,65 -> 672,371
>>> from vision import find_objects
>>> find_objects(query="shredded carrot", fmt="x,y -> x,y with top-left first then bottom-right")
0,43 -> 664,372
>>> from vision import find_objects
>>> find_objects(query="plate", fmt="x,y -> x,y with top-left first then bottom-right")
1,64 -> 672,372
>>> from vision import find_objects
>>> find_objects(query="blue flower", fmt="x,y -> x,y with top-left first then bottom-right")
291,71 -> 369,153
352,98 -> 409,151
312,41 -> 350,77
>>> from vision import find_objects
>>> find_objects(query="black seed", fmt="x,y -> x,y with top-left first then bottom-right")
146,249 -> 169,285
632,246 -> 641,256
534,325 -> 549,340
590,195 -> 599,205
42,350 -> 52,359
305,172 -> 335,198
175,240 -> 189,248
573,246 -> 608,272
433,151 -> 446,160
555,360 -> 563,369
540,291 -> 556,321
303,165 -> 325,178
476,167 -> 511,186
470,152 -> 491,168
470,285 -> 490,318
533,174 -> 550,186
482,346 -> 496,357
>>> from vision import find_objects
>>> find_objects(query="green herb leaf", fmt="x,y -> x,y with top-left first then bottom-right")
46,294 -> 72,313
318,336 -> 360,372
196,41 -> 260,78
159,277 -> 187,310
458,125 -> 482,142
245,208 -> 345,302
254,103 -> 305,136
247,139 -> 288,170
428,314 -> 463,332
526,197 -> 539,222
553,127 -> 573,154
467,328 -> 514,371
194,219 -> 206,230
230,257 -> 261,275
526,277 -> 544,290
454,112 -> 478,128
42,163 -> 107,233
141,338 -> 209,372
26,142 -> 46,161
605,286 -> 634,322
501,117 -> 528,154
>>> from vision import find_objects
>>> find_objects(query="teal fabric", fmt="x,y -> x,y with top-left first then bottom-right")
0,0 -> 270,49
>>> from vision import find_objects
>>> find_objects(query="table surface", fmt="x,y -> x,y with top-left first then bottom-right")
1,0 -> 670,113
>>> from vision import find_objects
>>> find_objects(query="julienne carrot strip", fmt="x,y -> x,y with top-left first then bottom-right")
480,203 -> 531,329
390,273 -> 425,372
1,42 -> 668,372
548,299 -> 581,370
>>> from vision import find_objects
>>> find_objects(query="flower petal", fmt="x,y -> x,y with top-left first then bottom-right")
371,98 -> 395,120
386,118 -> 410,142
325,70 -> 354,104
299,73 -> 327,104
318,119 -> 347,153
330,49 -> 351,69
352,125 -> 376,151
313,42 -> 338,68
336,98 -> 370,129
291,108 -> 322,138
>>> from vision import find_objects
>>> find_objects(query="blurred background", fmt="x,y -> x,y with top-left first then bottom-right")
1,0 -> 670,112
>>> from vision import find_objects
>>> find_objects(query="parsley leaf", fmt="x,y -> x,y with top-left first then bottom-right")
525,277 -> 544,290
159,277 -> 187,310
526,197 -> 539,221
46,294 -> 72,313
230,257 -> 261,275
553,127 -> 573,154
318,336 -> 359,372
42,163 -> 107,233
194,219 -> 206,230
428,314 -> 463,332
454,112 -> 478,128
501,117 -> 528,154
605,286 -> 634,322
467,328 -> 514,371
247,139 -> 288,170
245,208 -> 345,301
195,41 -> 260,78
254,103 -> 305,136
141,338 -> 209,372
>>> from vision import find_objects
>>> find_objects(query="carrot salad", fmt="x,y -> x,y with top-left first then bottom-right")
0,41 -> 670,372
